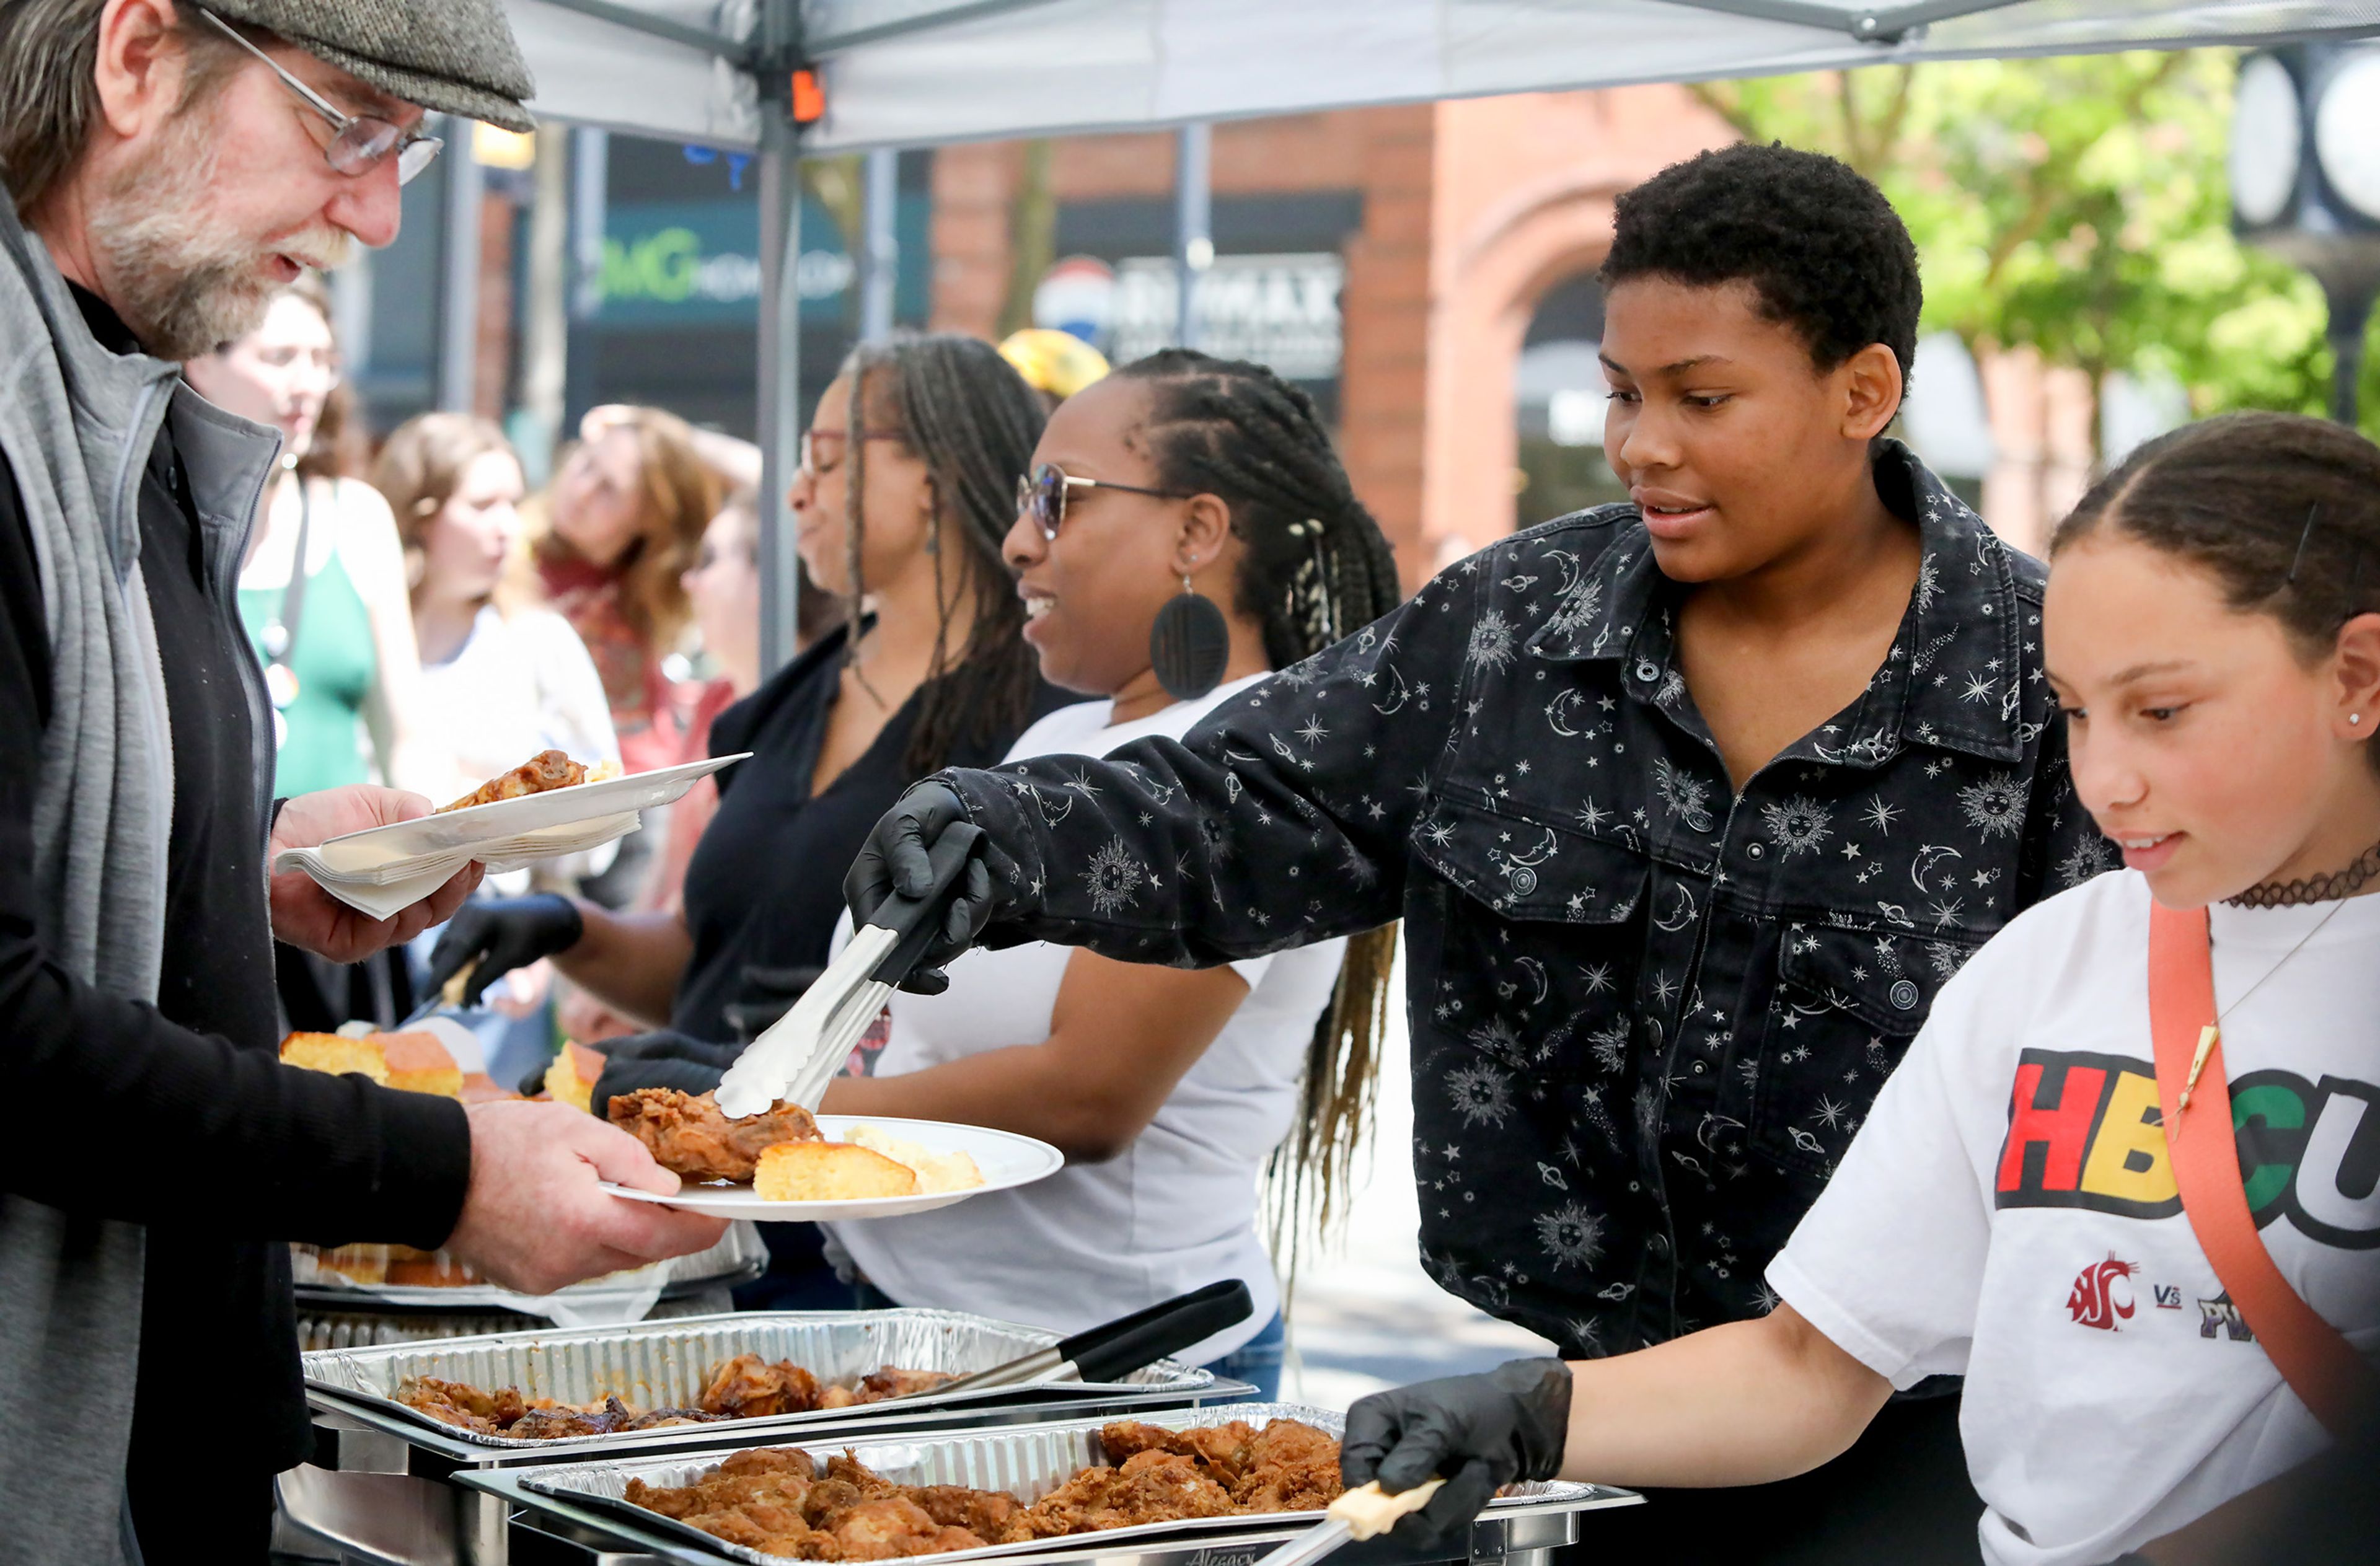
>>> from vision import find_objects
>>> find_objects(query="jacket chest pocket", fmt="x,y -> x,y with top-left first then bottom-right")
1412,794 -> 1649,924
1743,918 -> 1984,1176
1406,797 -> 1649,1086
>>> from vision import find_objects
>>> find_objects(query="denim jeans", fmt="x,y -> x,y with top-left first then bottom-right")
1204,1312 -> 1285,1401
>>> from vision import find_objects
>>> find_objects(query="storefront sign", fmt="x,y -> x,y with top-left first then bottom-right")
1040,252 -> 1344,381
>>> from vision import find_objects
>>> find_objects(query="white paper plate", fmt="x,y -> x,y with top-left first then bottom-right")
601,1115 -> 1064,1221
310,754 -> 751,876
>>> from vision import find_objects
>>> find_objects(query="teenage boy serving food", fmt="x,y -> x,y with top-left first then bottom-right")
847,143 -> 2115,1558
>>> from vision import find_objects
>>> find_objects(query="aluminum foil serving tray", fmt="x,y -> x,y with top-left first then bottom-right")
303,1308 -> 1226,1458
466,1402 -> 1637,1566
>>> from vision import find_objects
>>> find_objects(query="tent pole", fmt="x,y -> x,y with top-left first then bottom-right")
861,148 -> 899,341
757,117 -> 804,676
1175,123 -> 1211,349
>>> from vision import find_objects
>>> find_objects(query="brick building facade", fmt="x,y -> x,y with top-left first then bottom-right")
928,90 -> 1731,587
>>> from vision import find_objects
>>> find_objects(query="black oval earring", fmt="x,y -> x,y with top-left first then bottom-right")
1150,571 -> 1230,701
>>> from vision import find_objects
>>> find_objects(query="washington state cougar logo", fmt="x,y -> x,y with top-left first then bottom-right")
2067,1254 -> 2138,1330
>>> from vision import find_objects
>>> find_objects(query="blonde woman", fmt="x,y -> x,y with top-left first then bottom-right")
376,414 -> 619,811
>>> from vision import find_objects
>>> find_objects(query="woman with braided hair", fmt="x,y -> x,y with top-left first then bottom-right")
796,349 -> 1402,1393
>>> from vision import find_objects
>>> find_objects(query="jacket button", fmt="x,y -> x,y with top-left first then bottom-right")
1746,842 -> 1764,860
1889,979 -> 1920,1011
1511,866 -> 1538,895
1635,661 -> 1660,683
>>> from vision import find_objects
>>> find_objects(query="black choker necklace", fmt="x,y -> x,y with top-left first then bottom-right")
2226,837 -> 2380,908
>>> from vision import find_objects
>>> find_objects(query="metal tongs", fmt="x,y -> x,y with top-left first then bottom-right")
1246,1479 -> 1447,1566
927,1280 -> 1254,1398
715,824 -> 983,1119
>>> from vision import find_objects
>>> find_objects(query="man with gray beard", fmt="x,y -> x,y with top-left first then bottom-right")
0,3 -> 726,1560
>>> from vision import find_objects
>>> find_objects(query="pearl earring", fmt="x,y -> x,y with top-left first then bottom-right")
2354,713 -> 2365,727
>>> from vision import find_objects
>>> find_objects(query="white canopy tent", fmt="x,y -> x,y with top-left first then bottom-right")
500,0 -> 2380,662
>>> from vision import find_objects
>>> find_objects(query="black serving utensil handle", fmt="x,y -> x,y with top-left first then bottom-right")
1062,1278 -> 1256,1385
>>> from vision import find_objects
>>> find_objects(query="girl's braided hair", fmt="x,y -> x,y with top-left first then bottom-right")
839,333 -> 1046,778
1113,348 -> 1405,1270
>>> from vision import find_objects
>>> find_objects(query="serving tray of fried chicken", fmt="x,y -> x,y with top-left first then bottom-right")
302,1309 -> 1232,1457
463,1405 -> 1633,1565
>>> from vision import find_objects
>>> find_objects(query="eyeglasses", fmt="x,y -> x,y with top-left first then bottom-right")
1015,462 -> 1193,541
800,426 -> 906,476
196,9 -> 444,186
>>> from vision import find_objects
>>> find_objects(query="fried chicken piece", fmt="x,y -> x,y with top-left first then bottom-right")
439,748 -> 587,812
831,1497 -> 952,1559
508,1395 -> 640,1440
721,1446 -> 819,1480
826,1452 -> 903,1500
701,1353 -> 824,1417
858,1367 -> 958,1402
909,1485 -> 1028,1542
395,1376 -> 528,1433
802,1477 -> 868,1527
608,1088 -> 822,1182
1023,1450 -> 1236,1536
1233,1420 -> 1343,1512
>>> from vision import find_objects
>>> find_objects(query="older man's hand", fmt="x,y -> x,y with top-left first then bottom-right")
268,785 -> 485,962
443,1101 -> 728,1295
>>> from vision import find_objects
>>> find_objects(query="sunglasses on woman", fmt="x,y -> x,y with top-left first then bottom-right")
1015,462 -> 1193,541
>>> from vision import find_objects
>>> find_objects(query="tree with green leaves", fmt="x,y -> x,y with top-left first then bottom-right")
1691,51 -> 2360,446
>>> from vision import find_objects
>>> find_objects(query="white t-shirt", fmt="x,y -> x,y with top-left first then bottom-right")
829,676 -> 1347,1364
1770,869 -> 2380,1566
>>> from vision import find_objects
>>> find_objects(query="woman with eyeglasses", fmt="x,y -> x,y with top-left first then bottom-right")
185,272 -> 442,1029
423,330 -> 1065,1179
807,350 -> 1405,1393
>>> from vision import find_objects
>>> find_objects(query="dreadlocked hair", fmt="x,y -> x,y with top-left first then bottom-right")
1113,348 -> 1404,1285
839,333 -> 1047,780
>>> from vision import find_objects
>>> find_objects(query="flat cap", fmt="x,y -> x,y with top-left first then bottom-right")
202,0 -> 537,132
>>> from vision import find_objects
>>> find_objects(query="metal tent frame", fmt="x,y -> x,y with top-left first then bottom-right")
504,0 -> 2380,667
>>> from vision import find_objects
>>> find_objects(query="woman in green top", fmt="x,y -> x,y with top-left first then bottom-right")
185,275 -> 441,1027
187,275 -> 437,800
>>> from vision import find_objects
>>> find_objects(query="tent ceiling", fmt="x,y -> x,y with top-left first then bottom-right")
506,0 -> 2380,152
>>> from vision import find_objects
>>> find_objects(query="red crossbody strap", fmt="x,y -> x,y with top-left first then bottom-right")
2147,901 -> 2378,1438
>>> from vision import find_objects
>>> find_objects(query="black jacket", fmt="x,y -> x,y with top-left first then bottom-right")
937,444 -> 2116,1355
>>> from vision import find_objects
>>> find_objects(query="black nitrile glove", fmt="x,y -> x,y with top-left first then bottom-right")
528,1031 -> 744,1113
424,894 -> 584,1006
842,783 -> 996,996
1339,1358 -> 1574,1558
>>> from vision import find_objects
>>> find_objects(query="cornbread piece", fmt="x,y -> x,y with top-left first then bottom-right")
607,1088 -> 821,1182
540,1040 -> 610,1113
278,1031 -> 390,1086
699,1353 -> 821,1417
756,1141 -> 919,1202
844,1125 -> 984,1194
438,748 -> 586,813
377,1031 -> 462,1097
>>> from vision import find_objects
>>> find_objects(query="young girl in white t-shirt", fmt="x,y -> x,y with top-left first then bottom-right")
1334,411 -> 2380,1566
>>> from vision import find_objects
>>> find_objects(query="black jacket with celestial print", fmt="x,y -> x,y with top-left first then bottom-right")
937,442 -> 2118,1357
